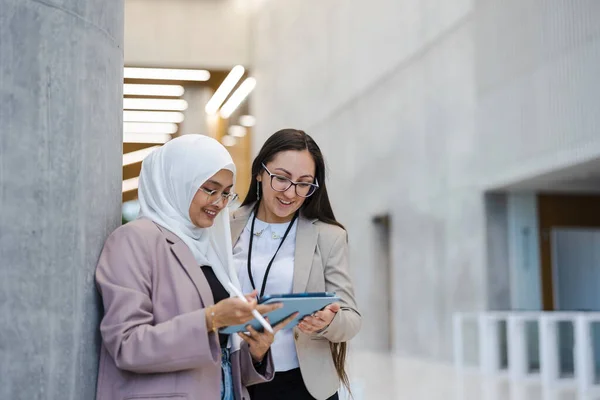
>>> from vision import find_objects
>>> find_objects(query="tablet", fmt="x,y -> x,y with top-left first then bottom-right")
219,292 -> 340,334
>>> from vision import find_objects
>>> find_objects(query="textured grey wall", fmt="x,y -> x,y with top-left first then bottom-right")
0,0 -> 123,398
475,0 -> 600,188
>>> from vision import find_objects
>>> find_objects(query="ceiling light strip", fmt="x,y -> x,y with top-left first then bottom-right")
122,146 -> 160,166
123,122 -> 178,134
204,65 -> 245,115
123,98 -> 188,111
122,177 -> 140,193
123,111 -> 185,123
123,83 -> 185,97
124,67 -> 210,81
123,133 -> 172,144
219,77 -> 256,119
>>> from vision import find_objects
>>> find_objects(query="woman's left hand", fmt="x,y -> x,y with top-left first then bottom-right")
238,313 -> 298,362
298,303 -> 341,335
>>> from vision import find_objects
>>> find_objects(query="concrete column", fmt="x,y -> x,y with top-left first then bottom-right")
0,1 -> 123,399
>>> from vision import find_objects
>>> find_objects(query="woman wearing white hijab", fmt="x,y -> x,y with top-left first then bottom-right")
95,135 -> 294,400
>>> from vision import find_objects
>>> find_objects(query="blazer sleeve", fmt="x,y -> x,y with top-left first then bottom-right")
95,225 -> 220,374
314,229 -> 362,343
238,341 -> 275,386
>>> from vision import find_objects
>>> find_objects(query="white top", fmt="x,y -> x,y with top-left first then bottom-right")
234,214 -> 299,371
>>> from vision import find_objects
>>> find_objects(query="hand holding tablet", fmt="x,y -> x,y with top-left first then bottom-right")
297,302 -> 341,334
219,292 -> 340,334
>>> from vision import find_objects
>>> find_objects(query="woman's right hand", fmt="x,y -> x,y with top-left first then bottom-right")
206,291 -> 282,330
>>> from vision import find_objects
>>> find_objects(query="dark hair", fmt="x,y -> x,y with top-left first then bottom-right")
241,128 -> 351,392
242,129 -> 343,229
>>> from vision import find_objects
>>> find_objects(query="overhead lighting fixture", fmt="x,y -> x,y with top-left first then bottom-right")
221,135 -> 237,147
123,83 -> 185,97
124,122 -> 178,134
219,77 -> 256,119
228,125 -> 247,138
123,111 -> 185,123
122,177 -> 140,193
123,98 -> 188,111
205,65 -> 245,115
122,146 -> 160,166
123,133 -> 172,144
238,115 -> 256,127
124,67 -> 210,81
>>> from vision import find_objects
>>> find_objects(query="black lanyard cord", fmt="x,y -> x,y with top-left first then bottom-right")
247,210 -> 299,298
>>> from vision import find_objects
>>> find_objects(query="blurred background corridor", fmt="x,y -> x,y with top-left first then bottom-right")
3,0 -> 600,399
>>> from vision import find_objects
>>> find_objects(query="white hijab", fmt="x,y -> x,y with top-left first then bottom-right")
137,134 -> 242,294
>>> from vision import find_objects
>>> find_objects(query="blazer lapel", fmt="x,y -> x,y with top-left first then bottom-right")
230,209 -> 250,244
169,239 -> 215,306
292,216 -> 318,293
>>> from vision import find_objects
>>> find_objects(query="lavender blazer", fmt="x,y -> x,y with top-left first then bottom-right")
95,218 -> 274,400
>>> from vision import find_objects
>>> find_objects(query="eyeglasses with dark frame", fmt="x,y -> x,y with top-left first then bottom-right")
198,187 -> 238,206
261,163 -> 319,198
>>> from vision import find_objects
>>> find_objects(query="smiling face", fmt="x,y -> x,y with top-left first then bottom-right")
188,169 -> 234,228
256,150 -> 316,223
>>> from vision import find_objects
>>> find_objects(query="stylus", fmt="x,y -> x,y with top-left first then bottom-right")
228,282 -> 274,334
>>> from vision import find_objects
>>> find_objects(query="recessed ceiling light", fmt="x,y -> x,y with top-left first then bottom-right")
239,115 -> 256,127
228,125 -> 247,138
221,135 -> 237,147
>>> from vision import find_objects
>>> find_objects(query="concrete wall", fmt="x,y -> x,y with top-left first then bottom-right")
475,1 -> 600,189
125,0 -> 253,68
0,0 -> 123,398
250,0 -> 600,360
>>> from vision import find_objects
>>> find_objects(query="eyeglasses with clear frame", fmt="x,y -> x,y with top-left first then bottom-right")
198,187 -> 238,206
261,163 -> 319,198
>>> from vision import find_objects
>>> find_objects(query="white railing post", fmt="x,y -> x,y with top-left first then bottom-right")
575,314 -> 594,396
539,315 -> 560,386
508,315 -> 528,380
452,311 -> 600,397
479,315 -> 500,375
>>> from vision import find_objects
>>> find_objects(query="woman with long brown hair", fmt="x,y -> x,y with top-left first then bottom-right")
230,129 -> 361,399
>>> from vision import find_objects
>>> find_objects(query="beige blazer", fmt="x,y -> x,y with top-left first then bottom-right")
231,204 -> 361,400
95,218 -> 274,400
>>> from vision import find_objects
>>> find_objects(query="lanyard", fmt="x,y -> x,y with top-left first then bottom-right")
247,211 -> 299,298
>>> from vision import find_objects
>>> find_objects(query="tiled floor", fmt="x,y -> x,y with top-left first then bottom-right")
341,351 -> 597,400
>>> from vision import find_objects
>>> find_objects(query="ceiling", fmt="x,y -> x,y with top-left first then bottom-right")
121,67 -> 254,204
501,156 -> 600,193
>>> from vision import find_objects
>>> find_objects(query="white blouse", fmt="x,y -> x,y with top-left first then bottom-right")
234,213 -> 299,372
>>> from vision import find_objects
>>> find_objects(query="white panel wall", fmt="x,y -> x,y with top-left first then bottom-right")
125,0 -> 252,68
250,0 -> 600,361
